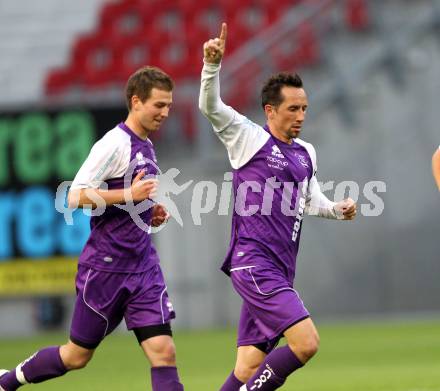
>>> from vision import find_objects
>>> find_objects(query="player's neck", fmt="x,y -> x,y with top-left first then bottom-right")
267,123 -> 293,145
124,116 -> 150,141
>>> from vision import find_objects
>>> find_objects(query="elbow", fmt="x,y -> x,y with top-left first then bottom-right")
199,104 -> 216,121
199,101 -> 221,122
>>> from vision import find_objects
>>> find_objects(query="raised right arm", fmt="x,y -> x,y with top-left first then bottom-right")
198,23 -> 269,169
198,61 -> 236,133
198,22 -> 235,132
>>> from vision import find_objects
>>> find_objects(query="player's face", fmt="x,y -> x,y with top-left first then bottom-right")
267,86 -> 308,141
134,88 -> 173,132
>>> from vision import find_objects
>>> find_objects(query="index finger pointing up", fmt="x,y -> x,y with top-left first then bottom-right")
219,22 -> 227,42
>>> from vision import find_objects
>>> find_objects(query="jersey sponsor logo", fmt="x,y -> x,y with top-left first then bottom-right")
271,145 -> 285,159
295,152 -> 309,168
136,152 -> 146,165
267,144 -> 288,170
266,155 -> 288,169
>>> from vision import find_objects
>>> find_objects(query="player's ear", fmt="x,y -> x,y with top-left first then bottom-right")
264,104 -> 275,119
131,95 -> 141,111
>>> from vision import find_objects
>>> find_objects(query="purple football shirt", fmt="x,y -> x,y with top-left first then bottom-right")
199,62 -> 340,284
222,125 -> 313,282
71,122 -> 159,273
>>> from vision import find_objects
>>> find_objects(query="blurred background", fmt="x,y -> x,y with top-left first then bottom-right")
0,0 -> 439,389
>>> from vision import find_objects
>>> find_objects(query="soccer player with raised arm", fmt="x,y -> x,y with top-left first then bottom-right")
199,24 -> 357,391
0,67 -> 184,391
432,146 -> 440,191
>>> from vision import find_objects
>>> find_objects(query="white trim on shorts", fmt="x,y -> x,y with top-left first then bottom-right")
159,286 -> 168,324
230,265 -> 256,272
248,268 -> 297,296
83,269 -> 109,338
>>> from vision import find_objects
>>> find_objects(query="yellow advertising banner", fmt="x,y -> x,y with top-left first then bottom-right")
0,258 -> 77,297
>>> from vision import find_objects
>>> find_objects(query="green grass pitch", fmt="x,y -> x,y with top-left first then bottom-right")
0,319 -> 439,390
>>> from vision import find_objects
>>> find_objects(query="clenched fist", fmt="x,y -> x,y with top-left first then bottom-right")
334,198 -> 357,220
151,204 -> 170,227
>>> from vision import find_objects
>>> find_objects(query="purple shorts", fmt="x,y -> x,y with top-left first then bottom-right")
70,264 -> 175,349
230,265 -> 309,353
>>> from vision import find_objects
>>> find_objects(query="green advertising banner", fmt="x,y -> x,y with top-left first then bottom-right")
0,106 -> 126,295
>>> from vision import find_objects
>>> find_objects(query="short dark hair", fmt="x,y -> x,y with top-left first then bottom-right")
261,72 -> 304,109
125,66 -> 174,111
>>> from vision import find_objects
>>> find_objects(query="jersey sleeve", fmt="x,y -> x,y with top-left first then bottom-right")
71,132 -> 128,189
199,61 -> 270,169
297,140 -> 342,220
306,176 -> 341,219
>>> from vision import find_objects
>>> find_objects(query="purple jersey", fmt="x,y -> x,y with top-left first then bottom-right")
71,122 -> 159,273
199,62 -> 340,284
222,126 -> 314,281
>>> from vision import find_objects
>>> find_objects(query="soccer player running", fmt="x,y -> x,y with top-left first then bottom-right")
0,67 -> 184,391
432,146 -> 440,191
199,23 -> 357,391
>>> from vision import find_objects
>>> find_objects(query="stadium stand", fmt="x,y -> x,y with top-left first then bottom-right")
44,0 -> 369,95
0,0 -> 106,105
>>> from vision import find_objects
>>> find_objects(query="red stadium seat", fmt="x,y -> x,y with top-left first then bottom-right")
98,1 -> 150,38
137,0 -> 191,42
228,5 -> 268,44
346,0 -> 369,31
269,22 -> 319,72
184,21 -> 217,57
45,67 -> 78,95
154,40 -> 194,80
69,32 -> 118,88
294,22 -> 320,66
112,35 -> 153,81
